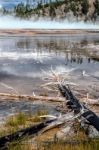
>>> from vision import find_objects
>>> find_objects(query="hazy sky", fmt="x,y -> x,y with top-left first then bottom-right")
0,0 -> 52,9
0,0 -> 26,9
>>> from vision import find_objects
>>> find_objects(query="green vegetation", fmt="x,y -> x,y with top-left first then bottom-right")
44,140 -> 99,150
81,0 -> 89,15
2,0 -> 99,21
14,3 -> 32,18
8,136 -> 99,150
0,110 -> 48,137
6,112 -> 27,127
6,119 -> 99,150
8,139 -> 33,150
94,0 -> 99,16
7,139 -> 99,150
0,111 -> 98,150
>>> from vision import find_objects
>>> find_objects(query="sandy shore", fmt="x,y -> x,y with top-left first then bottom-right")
0,29 -> 99,36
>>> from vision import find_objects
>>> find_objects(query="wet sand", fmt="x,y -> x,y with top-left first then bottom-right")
0,29 -> 99,36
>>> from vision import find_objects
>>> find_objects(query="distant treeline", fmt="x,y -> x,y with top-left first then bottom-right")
2,0 -> 99,21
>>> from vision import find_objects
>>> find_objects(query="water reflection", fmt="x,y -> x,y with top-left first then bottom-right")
0,34 -> 99,121
0,100 -> 58,124
0,35 -> 99,78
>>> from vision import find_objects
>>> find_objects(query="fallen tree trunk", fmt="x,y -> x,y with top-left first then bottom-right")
0,93 -> 99,105
58,84 -> 99,131
0,112 -> 75,149
0,93 -> 64,102
82,98 -> 99,105
0,119 -> 55,150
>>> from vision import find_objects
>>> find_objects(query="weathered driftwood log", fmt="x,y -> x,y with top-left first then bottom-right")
82,98 -> 99,105
0,93 -> 64,102
58,84 -> 99,131
39,112 -> 75,134
0,112 -> 75,149
0,119 -> 55,149
0,93 -> 99,105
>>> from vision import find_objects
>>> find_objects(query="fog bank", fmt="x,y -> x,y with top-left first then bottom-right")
0,16 -> 99,29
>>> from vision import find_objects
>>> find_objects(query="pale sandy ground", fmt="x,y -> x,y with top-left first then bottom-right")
0,29 -> 99,36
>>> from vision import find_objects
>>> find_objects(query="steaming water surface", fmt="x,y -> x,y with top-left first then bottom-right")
0,34 -> 99,122
0,16 -> 99,29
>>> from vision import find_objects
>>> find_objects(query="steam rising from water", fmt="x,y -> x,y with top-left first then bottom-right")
0,51 -> 52,61
0,15 -> 99,29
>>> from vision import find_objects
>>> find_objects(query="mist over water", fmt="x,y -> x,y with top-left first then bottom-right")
0,1 -> 99,122
0,31 -> 99,120
0,15 -> 99,29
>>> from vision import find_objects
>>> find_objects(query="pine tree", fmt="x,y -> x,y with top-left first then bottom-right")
94,0 -> 99,15
81,0 -> 89,15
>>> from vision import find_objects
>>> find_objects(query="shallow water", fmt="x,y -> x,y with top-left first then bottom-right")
0,34 -> 99,121
0,100 -> 58,124
0,34 -> 99,87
